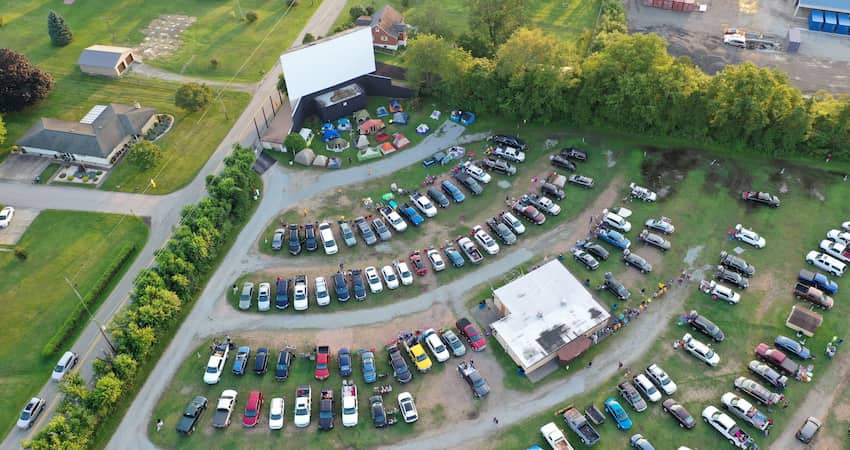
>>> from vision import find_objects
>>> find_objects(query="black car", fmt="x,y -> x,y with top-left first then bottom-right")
719,251 -> 755,277
560,147 -> 588,161
354,217 -> 377,245
686,311 -> 724,342
623,250 -> 652,273
441,180 -> 465,203
568,174 -> 595,189
481,157 -> 516,175
486,217 -> 517,245
275,278 -> 290,309
715,266 -> 749,289
573,249 -> 599,270
304,224 -> 318,252
370,395 -> 387,428
176,396 -> 207,434
550,154 -> 577,172
387,344 -> 412,383
491,134 -> 527,151
458,361 -> 490,398
540,183 -> 565,201
332,272 -> 350,302
603,272 -> 630,300
452,172 -> 483,195
427,187 -> 450,208
253,347 -> 269,375
274,351 -> 293,381
582,241 -> 610,261
287,224 -> 301,256
338,348 -> 352,376
662,399 -> 696,429
742,191 -> 780,208
350,269 -> 366,300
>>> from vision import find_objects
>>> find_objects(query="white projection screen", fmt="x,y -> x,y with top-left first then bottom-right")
280,27 -> 376,101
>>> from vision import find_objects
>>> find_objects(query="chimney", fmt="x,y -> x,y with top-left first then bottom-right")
133,101 -> 141,109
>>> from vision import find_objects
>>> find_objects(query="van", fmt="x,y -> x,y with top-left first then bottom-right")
806,251 -> 846,277
318,222 -> 338,255
239,282 -> 254,310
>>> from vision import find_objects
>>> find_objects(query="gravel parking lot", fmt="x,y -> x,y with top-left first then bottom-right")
628,0 -> 850,93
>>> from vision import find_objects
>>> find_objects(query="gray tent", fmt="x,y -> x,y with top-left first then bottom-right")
356,134 -> 370,149
313,154 -> 329,167
294,148 -> 316,166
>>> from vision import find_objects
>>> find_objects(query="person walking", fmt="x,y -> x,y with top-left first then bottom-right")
156,419 -> 163,432
493,417 -> 499,425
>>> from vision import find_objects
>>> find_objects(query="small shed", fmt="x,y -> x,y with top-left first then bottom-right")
294,148 -> 316,166
786,305 -> 823,337
78,45 -> 137,77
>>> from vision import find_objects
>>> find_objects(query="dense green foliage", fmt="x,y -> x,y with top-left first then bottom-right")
406,1 -> 850,159
24,147 -> 257,449
174,82 -> 213,112
0,48 -> 54,113
46,11 -> 73,47
0,114 -> 5,145
127,141 -> 163,170
284,132 -> 307,153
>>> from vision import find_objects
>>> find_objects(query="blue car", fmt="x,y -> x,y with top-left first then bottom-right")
232,346 -> 250,376
399,204 -> 425,226
604,398 -> 632,430
441,180 -> 466,203
332,272 -> 350,302
350,269 -> 366,301
598,229 -> 631,250
361,350 -> 377,383
774,335 -> 811,359
444,246 -> 465,267
338,348 -> 352,376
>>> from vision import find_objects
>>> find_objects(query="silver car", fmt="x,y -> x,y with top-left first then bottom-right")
271,228 -> 285,250
338,221 -> 357,247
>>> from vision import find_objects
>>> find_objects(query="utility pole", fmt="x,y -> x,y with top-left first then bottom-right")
236,0 -> 244,18
219,97 -> 229,120
65,277 -> 117,355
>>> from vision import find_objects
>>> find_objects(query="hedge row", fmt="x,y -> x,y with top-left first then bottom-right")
41,243 -> 137,357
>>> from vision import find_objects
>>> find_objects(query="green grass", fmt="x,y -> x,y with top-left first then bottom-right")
528,0 -> 603,39
0,211 -> 148,440
37,163 -> 61,184
150,340 -> 427,450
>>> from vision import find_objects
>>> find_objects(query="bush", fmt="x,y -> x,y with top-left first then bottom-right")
14,247 -> 27,260
127,141 -> 163,170
59,173 -> 66,179
174,82 -> 213,112
245,10 -> 259,23
302,33 -> 315,44
209,58 -> 219,69
349,5 -> 367,19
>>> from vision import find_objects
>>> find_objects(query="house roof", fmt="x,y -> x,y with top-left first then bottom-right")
371,5 -> 405,38
17,103 -> 155,159
77,45 -> 134,68
799,0 -> 850,14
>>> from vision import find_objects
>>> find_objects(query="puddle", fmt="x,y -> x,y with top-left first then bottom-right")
606,150 -> 616,168
640,147 -> 701,197
497,180 -> 512,189
683,245 -> 704,268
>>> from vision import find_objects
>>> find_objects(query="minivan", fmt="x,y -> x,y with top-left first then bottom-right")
243,391 -> 264,427
632,374 -> 662,402
318,222 -> 338,255
239,282 -> 254,310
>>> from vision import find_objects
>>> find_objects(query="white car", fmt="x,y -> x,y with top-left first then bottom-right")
52,351 -> 78,381
394,261 -> 414,286
842,221 -> 850,233
341,381 -> 358,427
257,282 -> 271,312
645,364 -> 677,395
645,217 -> 675,234
0,206 -> 15,228
682,333 -> 720,366
422,329 -> 451,362
318,222 -> 338,255
632,373 -> 662,402
397,392 -> 418,423
464,163 -> 492,184
602,209 -> 632,232
426,248 -> 446,271
806,250 -> 846,277
708,280 -> 740,304
820,239 -> 850,263
364,266 -> 383,293
269,397 -> 285,430
827,229 -> 850,246
381,265 -> 399,289
315,277 -> 331,306
734,224 -> 766,248
629,183 -> 657,202
532,196 -> 561,216
472,226 -> 500,255
16,397 -> 45,429
411,193 -> 438,218
381,208 -> 408,232
293,276 -> 309,311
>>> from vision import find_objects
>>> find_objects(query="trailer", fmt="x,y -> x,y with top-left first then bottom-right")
723,28 -> 782,50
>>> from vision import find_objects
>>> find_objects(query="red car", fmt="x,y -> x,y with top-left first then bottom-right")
755,343 -> 800,377
512,202 -> 545,225
456,317 -> 487,351
242,390 -> 263,427
409,251 -> 427,276
315,345 -> 330,380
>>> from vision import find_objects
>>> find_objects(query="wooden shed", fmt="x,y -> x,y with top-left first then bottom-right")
785,305 -> 823,337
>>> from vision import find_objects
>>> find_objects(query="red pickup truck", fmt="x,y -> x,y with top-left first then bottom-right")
755,343 -> 799,377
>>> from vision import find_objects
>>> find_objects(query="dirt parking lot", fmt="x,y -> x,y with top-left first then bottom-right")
627,0 -> 850,93
0,208 -> 39,246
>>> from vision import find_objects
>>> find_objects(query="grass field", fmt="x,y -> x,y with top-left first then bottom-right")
0,211 -> 148,440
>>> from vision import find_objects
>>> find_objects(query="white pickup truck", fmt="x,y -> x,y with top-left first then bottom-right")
702,405 -> 758,449
341,380 -> 358,427
203,341 -> 229,384
540,422 -> 575,450
294,385 -> 312,428
211,390 -> 237,428
721,392 -> 772,433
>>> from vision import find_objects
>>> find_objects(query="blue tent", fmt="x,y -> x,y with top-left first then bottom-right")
337,117 -> 352,131
321,122 -> 335,132
393,112 -> 410,125
376,106 -> 390,118
322,129 -> 341,142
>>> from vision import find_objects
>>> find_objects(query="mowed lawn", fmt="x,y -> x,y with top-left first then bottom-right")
0,211 -> 148,439
487,149 -> 850,449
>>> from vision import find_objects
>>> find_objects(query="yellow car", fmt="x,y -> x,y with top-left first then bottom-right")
406,342 -> 432,372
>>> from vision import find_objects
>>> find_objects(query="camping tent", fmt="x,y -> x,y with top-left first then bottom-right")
356,134 -> 370,149
326,138 -> 350,152
416,123 -> 430,135
356,147 -> 382,162
389,99 -> 403,113
337,117 -> 352,131
353,109 -> 370,125
327,157 -> 342,169
313,154 -> 329,167
358,119 -> 386,135
294,148 -> 316,166
392,133 -> 411,150
322,129 -> 341,142
392,112 -> 410,125
379,142 -> 396,155
376,106 -> 390,118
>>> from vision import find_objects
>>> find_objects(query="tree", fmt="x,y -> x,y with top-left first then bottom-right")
406,2 -> 455,39
284,132 -> 306,153
468,0 -> 526,50
494,28 -> 577,78
127,141 -> 162,170
349,5 -> 367,19
47,10 -> 73,46
87,373 -> 123,416
174,82 -> 213,112
0,48 -> 54,113
245,10 -> 259,23
457,31 -> 494,58
277,73 -> 288,96
209,58 -> 219,69
303,33 -> 316,44
405,34 -> 468,96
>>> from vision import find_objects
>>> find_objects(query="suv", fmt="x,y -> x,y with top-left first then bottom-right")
287,224 -> 302,255
457,361 -> 490,398
441,180 -> 466,202
682,333 -> 720,366
560,147 -> 588,161
499,211 -> 526,235
481,156 -> 516,175
550,154 -> 577,172
645,364 -> 677,395
253,347 -> 269,375
16,397 -> 45,430
349,269 -> 366,300
388,344 -> 413,384
463,162 -> 492,184
719,250 -> 754,277
354,217 -> 377,245
486,217 -> 517,245
603,272 -> 630,300
332,272 -> 350,302
541,182 -> 565,200
632,374 -> 662,402
715,266 -> 749,289
275,351 -> 293,380
490,134 -> 527,151
686,311 -> 725,342
617,382 -> 647,412
304,224 -> 318,252
491,145 -> 526,163
271,228 -> 285,251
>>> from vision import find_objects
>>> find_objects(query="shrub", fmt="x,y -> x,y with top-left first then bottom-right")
47,10 -> 73,46
245,10 -> 259,23
302,33 -> 315,44
127,141 -> 163,170
14,247 -> 27,260
209,58 -> 219,69
174,82 -> 213,112
59,173 -> 66,179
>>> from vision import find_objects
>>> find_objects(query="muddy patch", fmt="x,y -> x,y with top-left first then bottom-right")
640,147 -> 700,197
496,180 -> 511,189
606,150 -> 616,168
135,14 -> 197,61
683,245 -> 704,269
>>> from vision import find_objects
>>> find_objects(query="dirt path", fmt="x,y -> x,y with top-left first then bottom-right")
129,63 -> 258,93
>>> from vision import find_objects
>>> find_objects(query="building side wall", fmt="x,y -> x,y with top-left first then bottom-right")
20,146 -> 111,166
79,64 -> 120,77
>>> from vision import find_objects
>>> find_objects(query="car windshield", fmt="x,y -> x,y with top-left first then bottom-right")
295,292 -> 305,301
296,407 -> 307,415
271,412 -> 282,420
614,407 -> 627,420
683,415 -> 695,425
205,365 -> 218,373
704,349 -> 715,359
344,407 -> 356,415
326,239 -> 336,247
19,411 -> 31,420
435,344 -> 447,353
54,364 -> 64,372
416,354 -> 428,362
343,230 -> 353,238
245,408 -> 257,417
317,362 -> 327,370
277,363 -> 287,371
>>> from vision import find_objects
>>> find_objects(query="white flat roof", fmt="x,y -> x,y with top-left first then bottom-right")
491,260 -> 610,369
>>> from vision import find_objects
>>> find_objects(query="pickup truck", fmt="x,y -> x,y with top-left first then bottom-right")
211,390 -> 238,428
203,341 -> 230,384
755,343 -> 800,378
798,269 -> 838,295
702,405 -> 759,449
315,346 -> 330,380
294,385 -> 312,428
379,206 -> 408,232
341,380 -> 358,427
176,396 -> 207,434
540,422 -> 575,450
562,405 -> 600,446
457,236 -> 484,264
318,388 -> 334,430
721,392 -> 773,432
793,282 -> 834,309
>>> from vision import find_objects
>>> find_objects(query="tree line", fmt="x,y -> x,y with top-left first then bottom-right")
24,147 -> 258,449
405,0 -> 850,160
